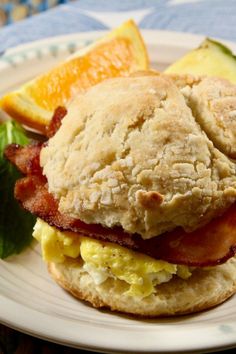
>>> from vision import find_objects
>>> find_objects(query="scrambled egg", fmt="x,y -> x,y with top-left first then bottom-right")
33,219 -> 192,298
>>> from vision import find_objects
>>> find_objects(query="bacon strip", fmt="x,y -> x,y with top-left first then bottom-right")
45,106 -> 67,138
141,206 -> 236,266
4,143 -> 42,175
5,144 -> 236,267
14,175 -> 138,248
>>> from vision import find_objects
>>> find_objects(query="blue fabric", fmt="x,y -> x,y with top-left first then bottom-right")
0,0 -> 236,53
140,0 -> 236,41
69,0 -> 163,12
0,6 -> 107,53
0,1 -> 69,25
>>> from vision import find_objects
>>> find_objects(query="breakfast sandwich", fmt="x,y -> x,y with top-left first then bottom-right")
5,73 -> 236,316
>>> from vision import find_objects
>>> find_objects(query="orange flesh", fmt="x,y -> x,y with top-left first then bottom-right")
27,38 -> 135,111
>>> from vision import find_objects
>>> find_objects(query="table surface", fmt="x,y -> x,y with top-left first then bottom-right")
1,1 -> 236,353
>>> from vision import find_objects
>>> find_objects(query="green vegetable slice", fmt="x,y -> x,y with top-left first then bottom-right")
0,120 -> 36,259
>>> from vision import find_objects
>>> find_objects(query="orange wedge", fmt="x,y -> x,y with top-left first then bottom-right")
0,20 -> 149,133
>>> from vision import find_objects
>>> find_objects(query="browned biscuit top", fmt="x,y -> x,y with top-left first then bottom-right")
41,74 -> 236,238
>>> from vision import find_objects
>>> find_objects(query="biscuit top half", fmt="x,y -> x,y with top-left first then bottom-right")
40,74 -> 236,239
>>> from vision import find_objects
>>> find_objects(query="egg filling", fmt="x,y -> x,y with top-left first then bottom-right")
33,218 -> 192,298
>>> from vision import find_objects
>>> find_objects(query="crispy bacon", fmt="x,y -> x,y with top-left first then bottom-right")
5,143 -> 236,267
140,206 -> 236,266
46,106 -> 67,138
14,175 -> 138,248
13,174 -> 236,266
4,143 -> 42,175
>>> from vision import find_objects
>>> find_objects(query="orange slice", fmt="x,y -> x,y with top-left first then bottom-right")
0,20 -> 149,133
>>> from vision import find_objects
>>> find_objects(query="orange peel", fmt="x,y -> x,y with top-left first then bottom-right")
0,20 -> 149,133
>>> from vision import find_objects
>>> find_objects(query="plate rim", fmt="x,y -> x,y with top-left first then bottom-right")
2,293 -> 236,354
1,29 -> 236,354
2,29 -> 236,61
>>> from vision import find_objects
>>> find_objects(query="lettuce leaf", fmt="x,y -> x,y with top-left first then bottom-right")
0,120 -> 36,259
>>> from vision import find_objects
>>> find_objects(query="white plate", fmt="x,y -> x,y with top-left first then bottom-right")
1,30 -> 236,354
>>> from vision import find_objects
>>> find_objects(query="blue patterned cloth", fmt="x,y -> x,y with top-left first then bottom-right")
0,0 -> 236,53
0,1 -> 69,26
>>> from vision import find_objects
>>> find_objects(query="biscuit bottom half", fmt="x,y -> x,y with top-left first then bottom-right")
33,218 -> 236,316
48,256 -> 236,317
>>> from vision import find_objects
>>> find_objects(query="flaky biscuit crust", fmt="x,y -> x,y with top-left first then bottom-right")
48,256 -> 236,317
41,75 -> 236,238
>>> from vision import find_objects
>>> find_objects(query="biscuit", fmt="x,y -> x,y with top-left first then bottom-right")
40,75 -> 236,238
48,256 -> 236,317
168,74 -> 236,158
189,77 -> 236,158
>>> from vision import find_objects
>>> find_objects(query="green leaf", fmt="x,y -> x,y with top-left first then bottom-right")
0,120 -> 36,259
